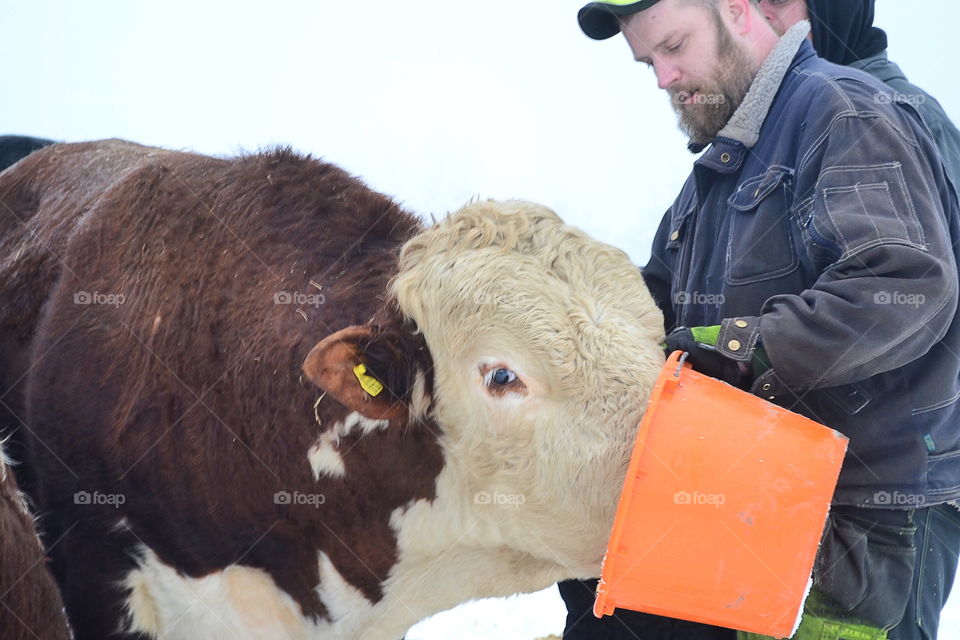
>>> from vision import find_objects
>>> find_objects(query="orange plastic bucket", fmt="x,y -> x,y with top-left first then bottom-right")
594,351 -> 848,638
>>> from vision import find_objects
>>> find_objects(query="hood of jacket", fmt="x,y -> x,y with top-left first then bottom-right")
807,0 -> 887,65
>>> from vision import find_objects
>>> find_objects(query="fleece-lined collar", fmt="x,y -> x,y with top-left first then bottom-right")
704,21 -> 811,151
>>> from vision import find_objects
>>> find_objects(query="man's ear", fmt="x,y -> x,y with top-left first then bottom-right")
726,0 -> 753,35
302,325 -> 411,422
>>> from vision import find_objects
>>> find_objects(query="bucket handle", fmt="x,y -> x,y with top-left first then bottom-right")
673,351 -> 690,379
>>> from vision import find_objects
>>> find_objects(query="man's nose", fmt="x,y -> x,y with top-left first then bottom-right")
655,61 -> 681,90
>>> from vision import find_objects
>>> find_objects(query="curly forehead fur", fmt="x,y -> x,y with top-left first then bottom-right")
391,199 -> 664,413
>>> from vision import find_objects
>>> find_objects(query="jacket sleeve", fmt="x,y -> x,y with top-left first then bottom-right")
641,209 -> 678,333
733,110 -> 959,392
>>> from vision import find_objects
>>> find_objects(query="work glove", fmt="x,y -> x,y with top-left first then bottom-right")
665,325 -> 743,385
664,320 -> 771,388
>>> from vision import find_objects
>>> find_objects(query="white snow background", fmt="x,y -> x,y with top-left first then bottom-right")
2,1 -> 958,638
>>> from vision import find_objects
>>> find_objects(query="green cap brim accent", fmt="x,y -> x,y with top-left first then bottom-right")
577,0 -> 663,40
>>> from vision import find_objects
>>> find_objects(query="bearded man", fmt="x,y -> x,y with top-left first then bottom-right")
561,1 -> 960,639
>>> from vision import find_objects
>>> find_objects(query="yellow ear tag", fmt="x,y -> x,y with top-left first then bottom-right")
353,363 -> 384,397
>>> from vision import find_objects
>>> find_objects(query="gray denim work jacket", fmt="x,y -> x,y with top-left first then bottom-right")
642,24 -> 960,507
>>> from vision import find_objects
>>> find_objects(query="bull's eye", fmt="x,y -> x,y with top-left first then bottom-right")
481,365 -> 525,396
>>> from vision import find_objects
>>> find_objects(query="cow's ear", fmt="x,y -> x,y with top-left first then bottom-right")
302,325 -> 410,422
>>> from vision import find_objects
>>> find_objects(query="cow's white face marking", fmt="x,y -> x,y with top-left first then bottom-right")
339,411 -> 389,437
122,546 -> 309,639
409,370 -> 430,420
307,411 -> 389,480
308,432 -> 346,479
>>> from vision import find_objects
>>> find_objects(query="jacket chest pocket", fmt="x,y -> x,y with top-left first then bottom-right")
725,166 -> 799,285
666,204 -> 696,302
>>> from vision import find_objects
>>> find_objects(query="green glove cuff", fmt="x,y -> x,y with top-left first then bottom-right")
690,325 -> 722,347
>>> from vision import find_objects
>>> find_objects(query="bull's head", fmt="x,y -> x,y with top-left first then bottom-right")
302,199 -> 664,599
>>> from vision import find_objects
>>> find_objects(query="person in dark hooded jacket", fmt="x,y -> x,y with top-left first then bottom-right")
760,0 -> 960,192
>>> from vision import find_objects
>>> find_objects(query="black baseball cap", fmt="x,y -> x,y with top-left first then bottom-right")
578,0 -> 665,40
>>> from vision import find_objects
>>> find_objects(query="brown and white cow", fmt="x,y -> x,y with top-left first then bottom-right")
0,441 -> 71,640
0,139 -> 664,639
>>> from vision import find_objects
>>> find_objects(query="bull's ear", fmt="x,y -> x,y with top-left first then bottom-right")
302,325 -> 409,422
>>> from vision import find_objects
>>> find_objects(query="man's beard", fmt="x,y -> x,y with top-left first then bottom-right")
669,13 -> 760,147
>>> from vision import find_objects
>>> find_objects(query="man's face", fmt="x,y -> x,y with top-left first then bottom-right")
757,0 -> 809,36
622,0 -> 759,146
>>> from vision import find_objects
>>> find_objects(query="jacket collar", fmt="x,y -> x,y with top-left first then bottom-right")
693,21 -> 811,152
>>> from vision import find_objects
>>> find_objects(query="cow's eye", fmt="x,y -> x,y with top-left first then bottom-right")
479,363 -> 526,397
